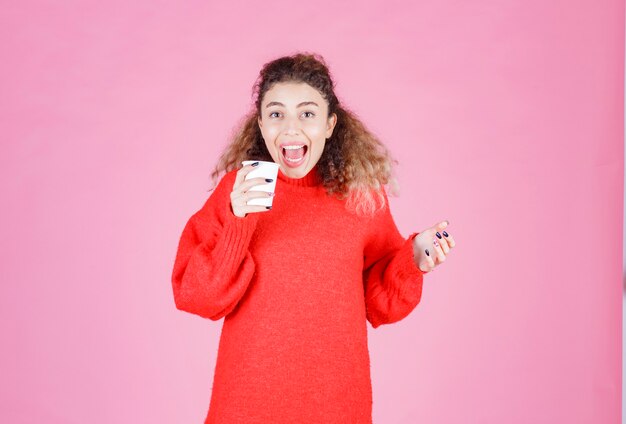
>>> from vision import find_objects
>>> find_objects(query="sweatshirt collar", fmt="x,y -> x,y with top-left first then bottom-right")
277,164 -> 322,187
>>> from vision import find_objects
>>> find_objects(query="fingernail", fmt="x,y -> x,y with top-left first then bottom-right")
425,249 -> 430,256
266,206 -> 272,209
436,232 -> 442,239
269,192 -> 274,196
252,162 -> 259,166
443,231 -> 449,237
265,178 -> 273,182
434,240 -> 439,247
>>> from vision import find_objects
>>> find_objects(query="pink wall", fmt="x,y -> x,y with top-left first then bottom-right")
2,0 -> 623,422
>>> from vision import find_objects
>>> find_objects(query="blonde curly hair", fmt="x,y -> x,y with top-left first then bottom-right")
209,51 -> 401,216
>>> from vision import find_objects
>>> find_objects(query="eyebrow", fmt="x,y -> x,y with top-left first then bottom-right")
265,101 -> 319,108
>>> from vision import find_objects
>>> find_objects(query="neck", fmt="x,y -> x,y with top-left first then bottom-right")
277,164 -> 322,187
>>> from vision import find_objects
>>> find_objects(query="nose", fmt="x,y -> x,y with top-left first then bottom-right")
283,114 -> 302,135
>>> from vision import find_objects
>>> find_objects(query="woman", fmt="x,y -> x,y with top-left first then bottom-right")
171,52 -> 455,423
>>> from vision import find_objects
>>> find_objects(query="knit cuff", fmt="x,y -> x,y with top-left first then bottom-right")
389,233 -> 423,299
204,204 -> 260,277
408,232 -> 430,273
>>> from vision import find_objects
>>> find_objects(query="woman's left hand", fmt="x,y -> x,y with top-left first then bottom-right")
412,220 -> 455,273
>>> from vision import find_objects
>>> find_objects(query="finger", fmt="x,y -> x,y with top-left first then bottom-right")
432,238 -> 446,263
243,190 -> 275,203
434,231 -> 451,254
232,189 -> 274,208
233,204 -> 272,218
236,177 -> 274,193
424,248 -> 436,269
234,163 -> 259,188
442,230 -> 455,248
434,220 -> 449,231
243,204 -> 273,213
425,220 -> 450,238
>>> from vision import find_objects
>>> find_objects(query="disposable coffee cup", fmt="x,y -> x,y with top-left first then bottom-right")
241,160 -> 279,207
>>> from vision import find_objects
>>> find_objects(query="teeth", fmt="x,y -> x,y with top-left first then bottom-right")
282,144 -> 306,163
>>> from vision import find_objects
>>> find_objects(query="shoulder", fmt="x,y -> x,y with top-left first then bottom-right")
209,168 -> 239,197
223,167 -> 240,183
358,185 -> 391,219
194,168 -> 239,218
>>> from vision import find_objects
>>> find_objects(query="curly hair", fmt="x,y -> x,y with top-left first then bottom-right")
209,51 -> 401,216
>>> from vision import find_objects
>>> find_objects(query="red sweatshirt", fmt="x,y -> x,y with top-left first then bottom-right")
171,163 -> 425,423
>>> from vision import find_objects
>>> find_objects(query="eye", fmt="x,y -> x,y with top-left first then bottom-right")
269,111 -> 280,118
303,111 -> 315,118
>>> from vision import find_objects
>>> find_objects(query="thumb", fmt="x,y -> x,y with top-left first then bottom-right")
435,220 -> 449,230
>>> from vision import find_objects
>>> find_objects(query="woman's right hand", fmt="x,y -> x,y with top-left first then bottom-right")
230,163 -> 275,218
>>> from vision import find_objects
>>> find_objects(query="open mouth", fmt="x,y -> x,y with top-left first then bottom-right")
281,145 -> 308,165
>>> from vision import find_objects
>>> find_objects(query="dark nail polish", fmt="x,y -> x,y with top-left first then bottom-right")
436,232 -> 442,239
443,231 -> 449,237
425,249 -> 430,256
252,162 -> 259,166
266,206 -> 272,210
265,178 -> 273,182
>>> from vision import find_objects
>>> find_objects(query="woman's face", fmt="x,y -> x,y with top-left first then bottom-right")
258,82 -> 337,179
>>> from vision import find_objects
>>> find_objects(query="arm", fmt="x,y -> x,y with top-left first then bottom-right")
171,171 -> 260,320
362,189 -> 425,329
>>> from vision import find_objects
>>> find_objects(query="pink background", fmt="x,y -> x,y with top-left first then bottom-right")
2,0 -> 623,423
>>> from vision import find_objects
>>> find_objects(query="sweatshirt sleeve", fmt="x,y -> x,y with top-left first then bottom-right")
362,188 -> 426,329
171,170 -> 260,320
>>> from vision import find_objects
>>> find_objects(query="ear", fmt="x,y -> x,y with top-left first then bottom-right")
257,115 -> 263,130
326,113 -> 337,138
